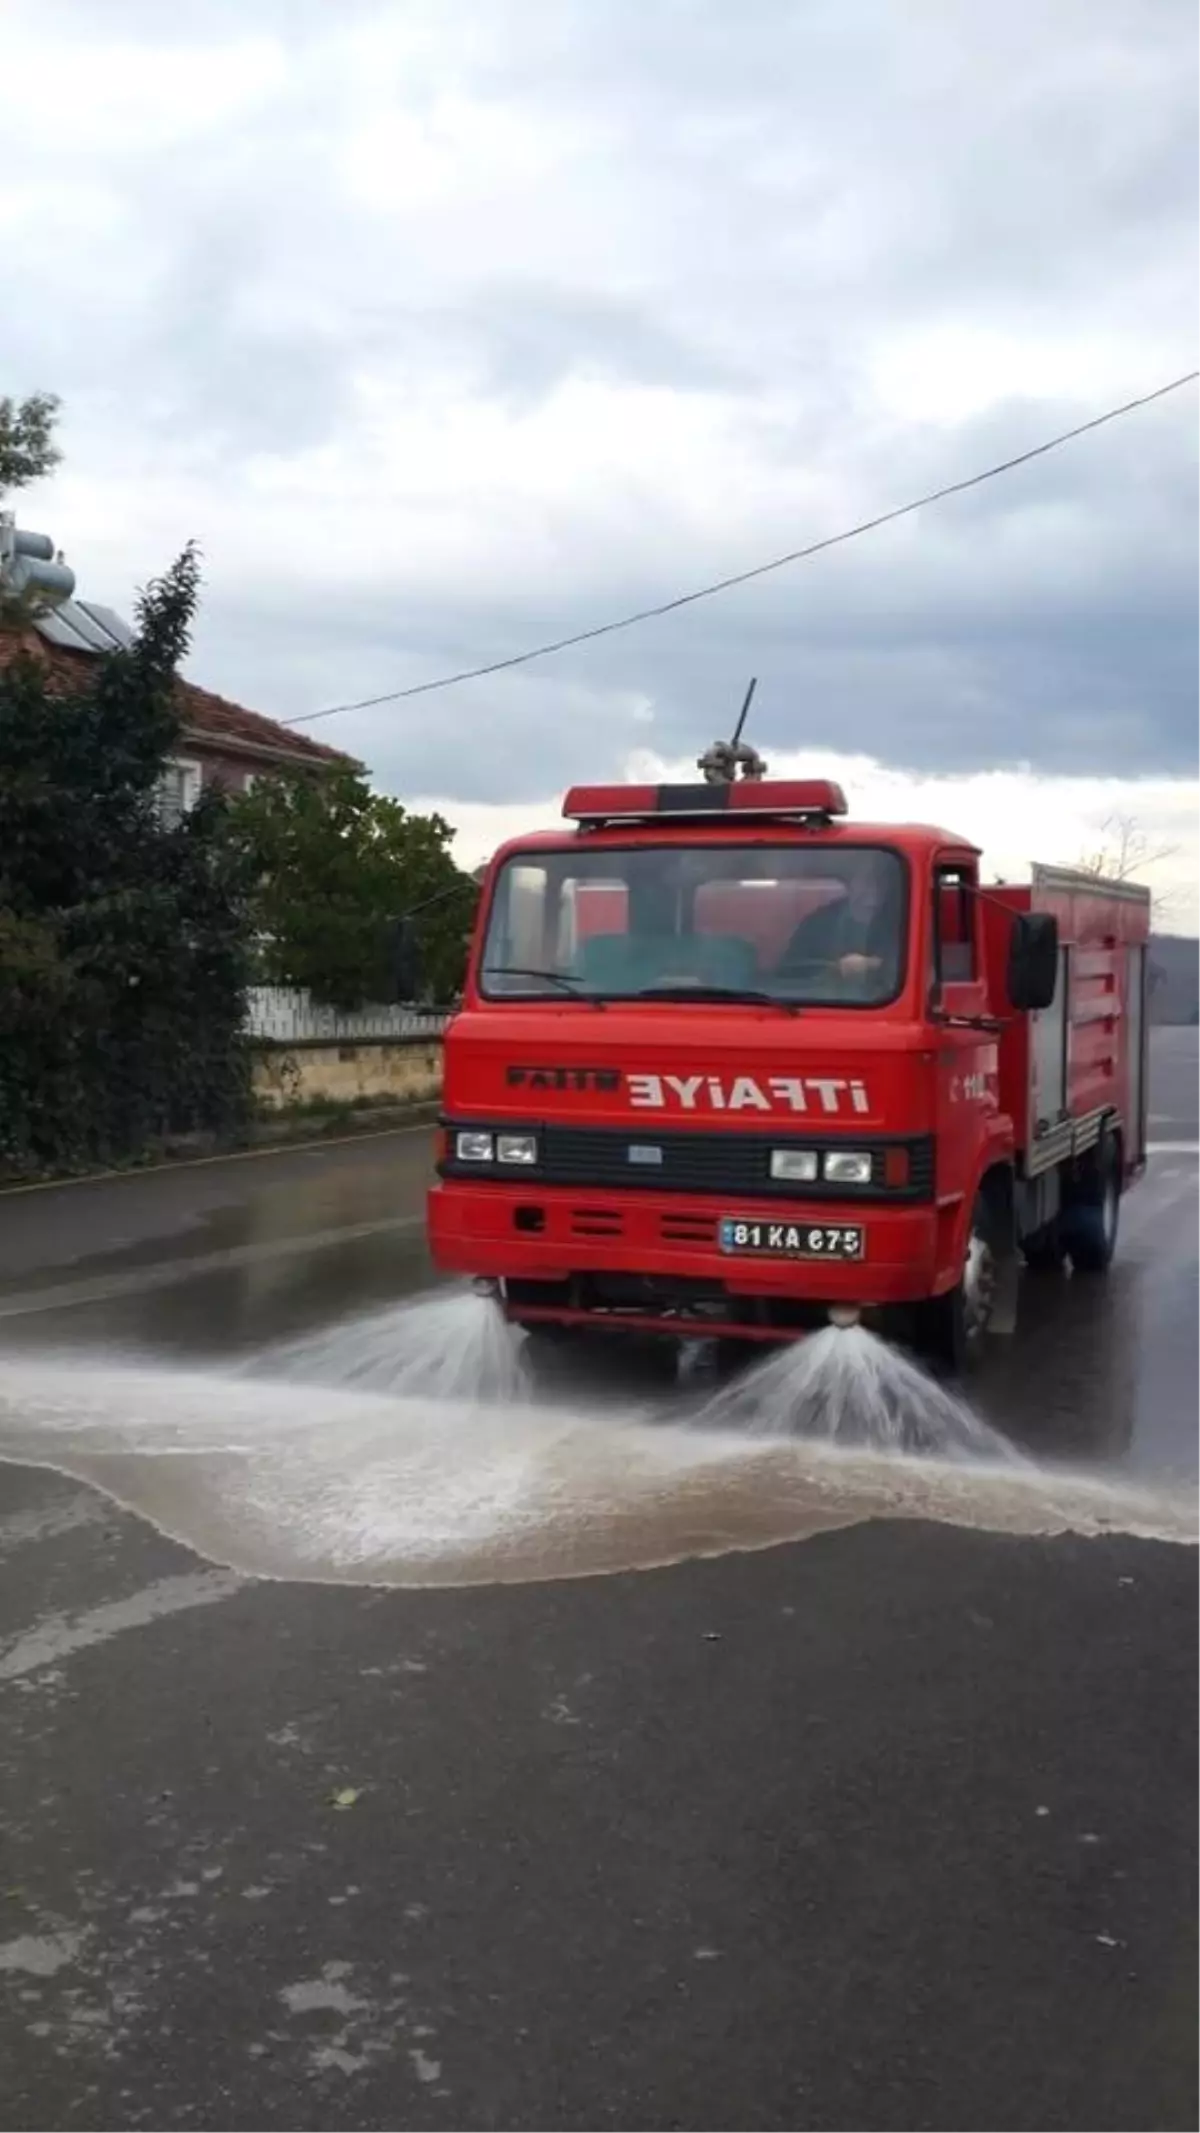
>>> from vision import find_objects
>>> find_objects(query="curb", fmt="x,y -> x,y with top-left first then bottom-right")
0,1104 -> 442,1197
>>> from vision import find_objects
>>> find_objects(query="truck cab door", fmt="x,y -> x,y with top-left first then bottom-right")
928,859 -> 1002,1229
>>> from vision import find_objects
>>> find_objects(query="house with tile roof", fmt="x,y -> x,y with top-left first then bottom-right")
0,513 -> 356,819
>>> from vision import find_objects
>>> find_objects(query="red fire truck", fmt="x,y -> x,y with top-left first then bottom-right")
425,770 -> 1150,1371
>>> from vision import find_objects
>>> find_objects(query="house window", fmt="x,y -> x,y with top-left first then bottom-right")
158,757 -> 202,826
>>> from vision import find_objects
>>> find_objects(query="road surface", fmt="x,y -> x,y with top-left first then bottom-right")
0,1029 -> 1195,2131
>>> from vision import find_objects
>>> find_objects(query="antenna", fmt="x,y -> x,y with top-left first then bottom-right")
730,676 -> 757,749
697,676 -> 768,784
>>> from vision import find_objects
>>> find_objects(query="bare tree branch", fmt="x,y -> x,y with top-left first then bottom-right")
1074,813 -> 1178,919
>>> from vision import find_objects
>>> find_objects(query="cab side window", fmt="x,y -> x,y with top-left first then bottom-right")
933,864 -> 978,984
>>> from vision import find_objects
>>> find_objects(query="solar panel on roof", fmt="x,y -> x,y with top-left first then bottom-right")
57,602 -> 117,653
35,605 -> 103,654
35,600 -> 128,655
78,601 -> 133,649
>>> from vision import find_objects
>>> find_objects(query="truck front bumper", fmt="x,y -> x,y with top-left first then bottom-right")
429,1181 -> 948,1337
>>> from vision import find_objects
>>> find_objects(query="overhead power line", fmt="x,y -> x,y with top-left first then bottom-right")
286,369 -> 1199,728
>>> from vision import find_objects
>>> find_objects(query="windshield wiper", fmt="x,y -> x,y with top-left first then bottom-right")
631,984 -> 802,1014
482,964 -> 588,997
481,969 -> 799,1012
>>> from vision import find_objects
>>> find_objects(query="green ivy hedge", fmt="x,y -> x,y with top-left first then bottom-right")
0,547 -> 254,1179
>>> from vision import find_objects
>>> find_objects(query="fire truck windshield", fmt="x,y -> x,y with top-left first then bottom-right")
479,842 -> 907,1006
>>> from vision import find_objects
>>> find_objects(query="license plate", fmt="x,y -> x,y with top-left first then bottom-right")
718,1217 -> 865,1261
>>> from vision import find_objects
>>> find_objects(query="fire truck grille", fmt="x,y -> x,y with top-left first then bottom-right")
442,1125 -> 935,1202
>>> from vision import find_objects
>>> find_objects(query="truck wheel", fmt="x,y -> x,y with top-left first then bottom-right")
518,1323 -> 579,1384
1061,1137 -> 1121,1274
1022,1223 -> 1066,1272
914,1195 -> 1003,1377
713,1336 -> 760,1381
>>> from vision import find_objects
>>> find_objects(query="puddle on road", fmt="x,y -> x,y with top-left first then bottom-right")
0,1296 -> 1192,1587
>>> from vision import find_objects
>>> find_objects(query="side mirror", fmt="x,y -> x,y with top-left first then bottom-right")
1007,911 -> 1058,1012
390,917 -> 424,1003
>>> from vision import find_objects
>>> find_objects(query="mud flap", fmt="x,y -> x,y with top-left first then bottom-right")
990,1248 -> 1019,1337
982,1169 -> 1020,1338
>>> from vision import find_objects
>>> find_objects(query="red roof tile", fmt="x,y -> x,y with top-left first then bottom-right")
0,631 -> 355,769
175,673 -> 354,766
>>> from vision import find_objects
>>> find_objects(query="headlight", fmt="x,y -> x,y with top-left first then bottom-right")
769,1148 -> 818,1182
823,1149 -> 872,1185
455,1130 -> 495,1162
497,1132 -> 538,1165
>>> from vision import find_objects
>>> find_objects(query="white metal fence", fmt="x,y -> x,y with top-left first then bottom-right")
245,986 -> 450,1045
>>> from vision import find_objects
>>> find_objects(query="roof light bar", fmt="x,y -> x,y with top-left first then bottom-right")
562,779 -> 849,823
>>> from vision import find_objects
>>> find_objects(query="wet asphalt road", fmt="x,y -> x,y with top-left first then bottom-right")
0,1028 -> 1196,2131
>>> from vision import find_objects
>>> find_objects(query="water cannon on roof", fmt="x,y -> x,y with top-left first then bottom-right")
697,677 -> 768,784
562,673 -> 851,825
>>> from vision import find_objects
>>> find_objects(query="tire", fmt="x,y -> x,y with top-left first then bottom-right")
1022,1223 -> 1066,1272
713,1335 -> 762,1381
517,1322 -> 579,1385
914,1193 -> 1006,1377
1061,1136 -> 1121,1274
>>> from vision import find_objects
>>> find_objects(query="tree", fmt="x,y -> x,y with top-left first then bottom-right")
1,390 -> 65,634
1076,813 -> 1176,885
0,545 -> 254,1176
0,391 -> 61,493
1075,813 -> 1178,920
232,767 -> 478,1011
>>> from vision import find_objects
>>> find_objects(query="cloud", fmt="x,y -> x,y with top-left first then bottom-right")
3,0 -> 1196,800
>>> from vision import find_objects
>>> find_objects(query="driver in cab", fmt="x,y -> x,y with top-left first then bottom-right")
778,852 -> 897,991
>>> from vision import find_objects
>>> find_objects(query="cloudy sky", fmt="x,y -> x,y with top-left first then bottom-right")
4,0 -> 1198,913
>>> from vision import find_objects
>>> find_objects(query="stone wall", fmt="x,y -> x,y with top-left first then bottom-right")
246,988 -> 450,1115
251,1037 -> 444,1111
